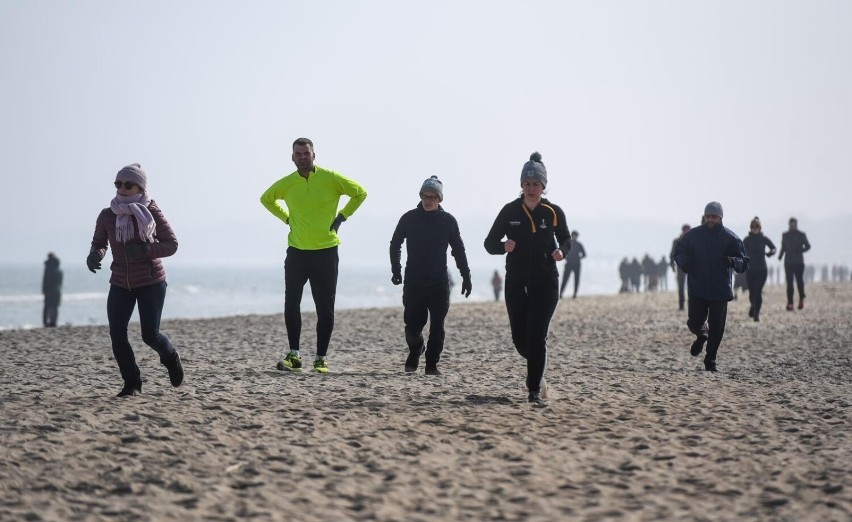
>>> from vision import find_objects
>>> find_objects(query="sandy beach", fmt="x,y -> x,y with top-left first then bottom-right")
1,283 -> 850,521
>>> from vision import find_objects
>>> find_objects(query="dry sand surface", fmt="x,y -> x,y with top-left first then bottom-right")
1,283 -> 850,521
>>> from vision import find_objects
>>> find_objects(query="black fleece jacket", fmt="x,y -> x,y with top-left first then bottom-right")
389,203 -> 471,285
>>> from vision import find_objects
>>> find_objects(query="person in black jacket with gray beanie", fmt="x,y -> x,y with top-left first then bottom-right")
484,152 -> 571,404
390,176 -> 472,376
673,202 -> 749,372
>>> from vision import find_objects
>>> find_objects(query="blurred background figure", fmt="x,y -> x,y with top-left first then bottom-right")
559,231 -> 586,299
491,269 -> 503,301
42,252 -> 63,327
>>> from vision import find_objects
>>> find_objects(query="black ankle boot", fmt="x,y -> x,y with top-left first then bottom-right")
425,363 -> 441,376
164,351 -> 184,387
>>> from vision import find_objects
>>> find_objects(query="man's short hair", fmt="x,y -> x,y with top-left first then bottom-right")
293,137 -> 314,150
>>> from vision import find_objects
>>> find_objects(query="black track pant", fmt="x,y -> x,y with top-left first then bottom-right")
785,263 -> 806,305
107,282 -> 176,386
686,296 -> 727,364
746,268 -> 767,319
560,263 -> 581,297
403,282 -> 451,365
284,246 -> 338,357
505,273 -> 559,394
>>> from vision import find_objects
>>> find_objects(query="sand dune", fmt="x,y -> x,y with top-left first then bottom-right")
1,284 -> 849,521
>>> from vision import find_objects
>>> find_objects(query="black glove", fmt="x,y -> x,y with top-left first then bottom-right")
330,213 -> 347,232
86,252 -> 102,273
461,276 -> 472,298
125,243 -> 148,262
391,273 -> 402,285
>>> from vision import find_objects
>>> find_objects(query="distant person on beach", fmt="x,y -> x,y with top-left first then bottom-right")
670,224 -> 691,310
491,270 -> 503,301
779,217 -> 811,311
673,201 -> 749,372
559,231 -> 586,299
42,252 -> 63,327
742,217 -> 776,322
484,152 -> 571,404
389,176 -> 471,375
261,137 -> 367,374
87,163 -> 183,397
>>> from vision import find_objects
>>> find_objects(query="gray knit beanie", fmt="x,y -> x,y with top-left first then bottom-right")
521,152 -> 547,187
116,163 -> 147,191
420,175 -> 443,201
704,201 -> 723,218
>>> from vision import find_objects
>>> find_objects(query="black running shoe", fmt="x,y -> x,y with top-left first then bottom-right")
116,382 -> 141,397
425,363 -> 442,376
704,361 -> 718,372
405,345 -> 425,373
690,337 -> 707,357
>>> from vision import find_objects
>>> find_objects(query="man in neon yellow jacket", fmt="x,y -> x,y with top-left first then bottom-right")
261,137 -> 367,373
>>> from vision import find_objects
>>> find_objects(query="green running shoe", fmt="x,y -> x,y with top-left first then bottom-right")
276,351 -> 303,372
313,356 -> 329,374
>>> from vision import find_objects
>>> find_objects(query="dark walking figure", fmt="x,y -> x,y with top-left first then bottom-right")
42,252 -> 63,327
390,176 -> 472,376
670,224 -> 691,310
491,270 -> 503,301
779,217 -> 811,311
559,231 -> 586,299
742,217 -> 776,321
673,202 -> 749,372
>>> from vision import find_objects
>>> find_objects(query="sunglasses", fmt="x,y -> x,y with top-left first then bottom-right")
114,181 -> 137,190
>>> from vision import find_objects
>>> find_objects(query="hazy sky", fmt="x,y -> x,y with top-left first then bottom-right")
2,1 -> 851,268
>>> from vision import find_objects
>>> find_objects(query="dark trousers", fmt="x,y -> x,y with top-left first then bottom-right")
43,293 -> 60,327
676,270 -> 687,310
560,263 -> 581,297
403,282 -> 451,365
746,268 -> 768,319
284,246 -> 338,357
505,273 -> 559,393
686,296 -> 727,364
107,282 -> 176,386
785,263 -> 806,304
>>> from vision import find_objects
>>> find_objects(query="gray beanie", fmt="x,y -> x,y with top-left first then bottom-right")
704,201 -> 723,218
521,152 -> 547,187
116,163 -> 147,191
420,175 -> 443,201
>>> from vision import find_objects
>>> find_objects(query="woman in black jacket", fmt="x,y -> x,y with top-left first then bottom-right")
484,152 -> 571,404
742,216 -> 776,321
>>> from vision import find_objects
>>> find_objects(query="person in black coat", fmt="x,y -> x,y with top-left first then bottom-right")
742,217 -> 776,321
390,176 -> 471,376
673,202 -> 749,372
42,252 -> 63,327
484,152 -> 571,404
779,217 -> 811,311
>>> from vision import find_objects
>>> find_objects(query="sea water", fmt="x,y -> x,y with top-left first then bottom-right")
0,260 -> 649,330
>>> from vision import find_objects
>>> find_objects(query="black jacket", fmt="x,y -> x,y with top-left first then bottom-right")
743,232 -> 776,272
779,229 -> 810,266
389,203 -> 470,285
673,222 -> 749,301
484,198 -> 571,280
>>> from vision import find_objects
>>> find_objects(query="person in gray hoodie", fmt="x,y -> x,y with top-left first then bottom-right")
673,202 -> 749,372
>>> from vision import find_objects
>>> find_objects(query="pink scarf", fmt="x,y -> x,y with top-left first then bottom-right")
111,193 -> 155,243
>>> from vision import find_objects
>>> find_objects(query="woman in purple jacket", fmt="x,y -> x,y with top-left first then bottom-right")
87,164 -> 183,397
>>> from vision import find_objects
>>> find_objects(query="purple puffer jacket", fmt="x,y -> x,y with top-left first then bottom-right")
89,200 -> 178,290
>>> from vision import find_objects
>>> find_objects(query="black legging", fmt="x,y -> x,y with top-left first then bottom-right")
284,246 -> 339,357
560,262 -> 581,297
504,273 -> 559,394
785,263 -> 806,305
746,269 -> 767,319
107,281 -> 176,386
